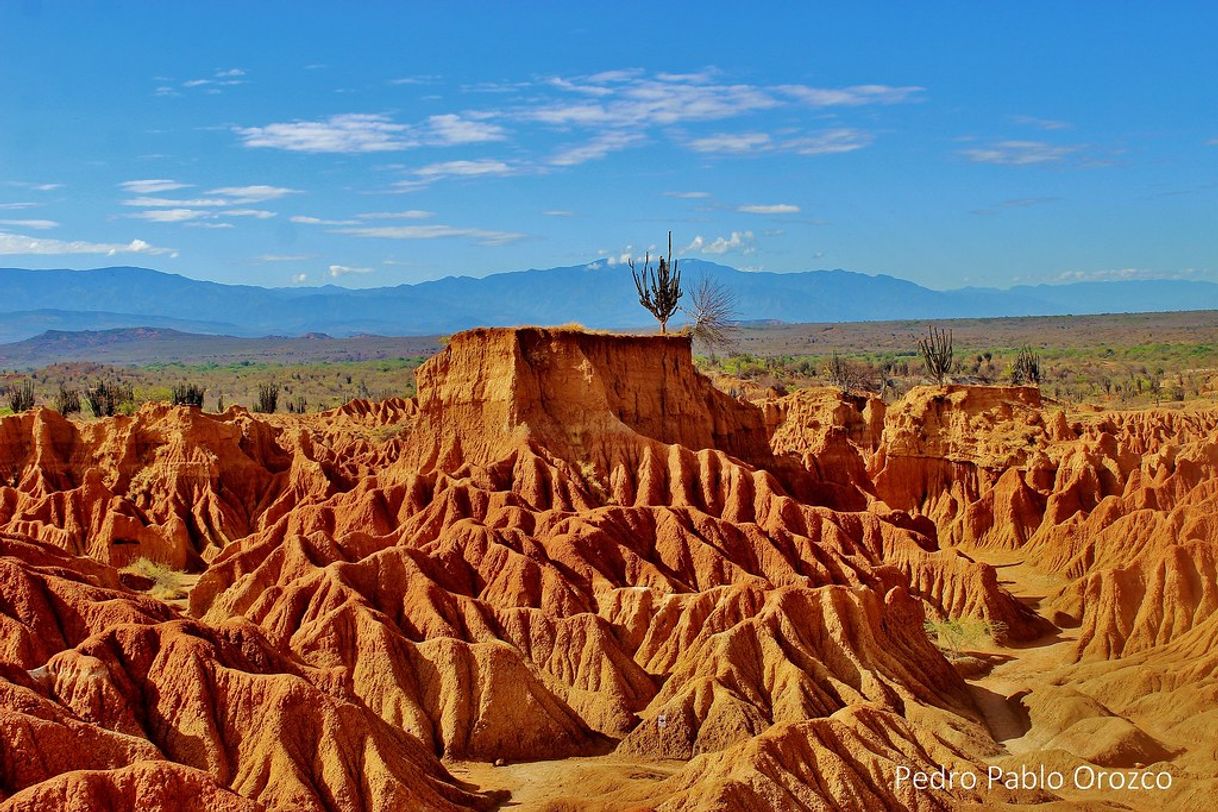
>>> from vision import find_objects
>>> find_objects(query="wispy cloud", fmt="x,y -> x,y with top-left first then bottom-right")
664,191 -> 710,199
122,185 -> 296,224
237,113 -> 414,153
329,264 -> 373,277
391,159 -> 517,191
221,209 -> 276,219
159,68 -> 247,96
129,208 -> 208,223
234,112 -> 503,153
4,181 -> 62,192
1011,114 -> 1072,130
290,215 -> 359,225
0,202 -> 38,210
335,223 -> 527,246
519,72 -> 920,129
549,131 -> 644,166
0,231 -> 175,256
424,113 -> 506,145
688,128 -> 871,156
208,185 -> 299,203
119,179 -> 191,194
542,209 -> 574,217
1055,267 -> 1205,283
776,84 -> 924,106
684,230 -> 756,255
355,210 -> 433,219
687,132 -> 772,154
0,219 -> 58,230
737,203 -> 799,214
969,196 -> 1060,216
259,254 -> 314,262
960,140 -> 1079,165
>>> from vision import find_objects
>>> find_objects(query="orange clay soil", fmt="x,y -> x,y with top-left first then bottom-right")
0,326 -> 1214,810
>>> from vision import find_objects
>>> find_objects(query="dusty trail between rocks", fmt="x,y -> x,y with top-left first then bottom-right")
962,551 -> 1079,751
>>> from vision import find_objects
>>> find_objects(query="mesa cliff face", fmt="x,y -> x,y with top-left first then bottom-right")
1,327 -> 1215,810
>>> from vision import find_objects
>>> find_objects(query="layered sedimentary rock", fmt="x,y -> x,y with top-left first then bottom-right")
2,327 -> 1215,809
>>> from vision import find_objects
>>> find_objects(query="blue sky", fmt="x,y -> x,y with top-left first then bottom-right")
1,2 -> 1215,289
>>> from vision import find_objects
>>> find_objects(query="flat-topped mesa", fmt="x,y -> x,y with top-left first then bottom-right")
401,327 -> 772,471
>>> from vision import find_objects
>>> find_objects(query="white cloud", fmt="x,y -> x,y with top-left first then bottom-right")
416,159 -> 513,178
207,185 -> 298,203
335,224 -> 526,246
123,196 -> 230,207
1011,115 -> 1072,130
130,208 -> 207,222
776,84 -> 924,106
4,181 -> 63,192
961,140 -> 1079,165
0,231 -> 175,257
549,131 -> 644,165
176,68 -> 248,93
0,202 -> 37,210
292,272 -> 309,283
356,209 -> 433,219
290,215 -> 359,225
786,128 -> 873,155
520,73 -> 920,130
1055,267 -> 1203,283
425,113 -> 506,144
120,179 -> 191,194
0,219 -> 58,229
542,209 -> 574,217
329,264 -> 373,277
687,132 -> 772,154
684,230 -> 756,255
235,111 -> 505,154
737,203 -> 799,214
687,128 -> 869,156
221,208 -> 276,219
392,158 -> 516,190
663,191 -> 710,199
236,113 -> 416,153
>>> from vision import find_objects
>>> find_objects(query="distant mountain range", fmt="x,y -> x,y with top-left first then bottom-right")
4,262 -> 1218,343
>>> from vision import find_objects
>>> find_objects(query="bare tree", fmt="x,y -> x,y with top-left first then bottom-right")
917,325 -> 953,385
629,231 -> 683,334
684,275 -> 737,350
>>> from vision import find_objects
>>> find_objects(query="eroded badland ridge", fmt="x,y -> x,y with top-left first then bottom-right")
1,327 -> 1215,810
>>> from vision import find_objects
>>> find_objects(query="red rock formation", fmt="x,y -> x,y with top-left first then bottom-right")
4,327 -> 1214,808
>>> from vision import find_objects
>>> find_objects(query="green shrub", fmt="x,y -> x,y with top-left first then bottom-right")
121,557 -> 191,601
923,616 -> 1007,657
170,382 -> 205,407
54,385 -> 81,415
255,382 -> 280,413
6,379 -> 35,412
86,379 -> 135,417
